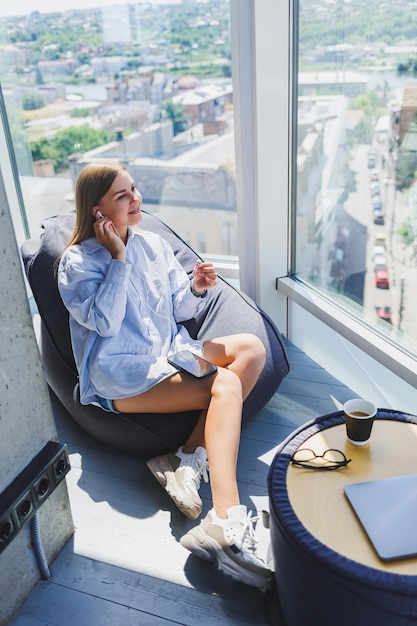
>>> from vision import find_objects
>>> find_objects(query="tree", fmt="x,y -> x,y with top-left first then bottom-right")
22,94 -> 46,111
31,125 -> 111,172
70,108 -> 92,118
395,151 -> 417,190
351,94 -> 373,116
154,100 -> 190,135
398,221 -> 415,245
30,137 -> 59,164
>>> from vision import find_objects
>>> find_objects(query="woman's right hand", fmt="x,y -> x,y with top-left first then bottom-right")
93,211 -> 126,261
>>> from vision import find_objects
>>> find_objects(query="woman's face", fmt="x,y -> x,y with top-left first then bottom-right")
93,170 -> 142,232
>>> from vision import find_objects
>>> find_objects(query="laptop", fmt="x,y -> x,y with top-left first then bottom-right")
344,473 -> 417,561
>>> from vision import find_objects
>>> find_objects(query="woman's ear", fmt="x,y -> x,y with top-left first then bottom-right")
93,208 -> 104,220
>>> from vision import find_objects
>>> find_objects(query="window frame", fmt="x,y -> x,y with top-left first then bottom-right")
230,0 -> 290,333
232,1 -> 417,402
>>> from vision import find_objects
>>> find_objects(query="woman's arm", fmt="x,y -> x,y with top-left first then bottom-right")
160,238 -> 217,322
58,246 -> 131,336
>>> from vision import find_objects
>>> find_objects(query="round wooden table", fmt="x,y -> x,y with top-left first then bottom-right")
267,409 -> 417,626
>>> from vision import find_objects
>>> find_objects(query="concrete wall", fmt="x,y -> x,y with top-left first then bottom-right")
70,159 -> 236,211
82,120 -> 175,161
68,120 -> 237,211
0,167 -> 73,625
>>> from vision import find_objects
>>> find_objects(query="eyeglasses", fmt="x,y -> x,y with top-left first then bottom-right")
290,448 -> 351,470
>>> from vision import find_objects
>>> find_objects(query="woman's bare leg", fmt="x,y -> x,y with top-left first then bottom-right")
177,335 -> 272,589
114,333 -> 266,517
202,333 -> 266,401
202,367 -> 242,515
183,332 -> 266,452
198,333 -> 265,515
114,366 -> 243,515
181,409 -> 207,453
118,333 -> 272,587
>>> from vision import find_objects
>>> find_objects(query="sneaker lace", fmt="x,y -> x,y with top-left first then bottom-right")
183,455 -> 209,491
240,511 -> 258,555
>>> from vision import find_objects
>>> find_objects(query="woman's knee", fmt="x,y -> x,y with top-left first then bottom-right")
212,367 -> 243,403
238,333 -> 266,368
202,334 -> 266,387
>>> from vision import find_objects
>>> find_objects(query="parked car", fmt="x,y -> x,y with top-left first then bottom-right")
376,306 -> 392,323
374,233 -> 386,247
368,153 -> 376,168
371,184 -> 381,197
373,244 -> 386,258
373,209 -> 385,225
374,253 -> 387,270
375,269 -> 389,289
371,169 -> 380,181
372,196 -> 382,211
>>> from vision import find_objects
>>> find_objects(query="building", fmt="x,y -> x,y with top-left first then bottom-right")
389,83 -> 417,145
172,83 -> 233,129
37,59 -> 79,77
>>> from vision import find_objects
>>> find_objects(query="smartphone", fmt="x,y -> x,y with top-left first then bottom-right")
167,350 -> 217,378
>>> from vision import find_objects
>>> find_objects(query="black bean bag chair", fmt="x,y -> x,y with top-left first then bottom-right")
21,211 -> 290,457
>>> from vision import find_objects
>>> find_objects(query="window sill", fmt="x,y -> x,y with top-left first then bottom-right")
277,276 -> 417,390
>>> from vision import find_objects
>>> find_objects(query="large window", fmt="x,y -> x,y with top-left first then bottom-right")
0,0 -> 237,265
295,0 -> 417,358
3,0 -> 417,393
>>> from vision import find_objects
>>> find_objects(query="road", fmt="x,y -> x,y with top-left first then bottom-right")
343,142 -> 417,348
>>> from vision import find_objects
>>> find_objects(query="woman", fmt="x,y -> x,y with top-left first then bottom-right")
58,161 -> 272,590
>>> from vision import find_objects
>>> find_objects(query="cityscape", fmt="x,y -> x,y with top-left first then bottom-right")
1,0 -> 417,352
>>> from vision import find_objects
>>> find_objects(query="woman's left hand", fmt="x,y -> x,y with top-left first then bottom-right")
192,261 -> 217,293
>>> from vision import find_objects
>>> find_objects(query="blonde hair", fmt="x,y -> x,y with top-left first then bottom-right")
65,161 -> 127,249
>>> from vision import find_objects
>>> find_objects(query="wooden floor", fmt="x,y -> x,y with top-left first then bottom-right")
9,339 -> 355,626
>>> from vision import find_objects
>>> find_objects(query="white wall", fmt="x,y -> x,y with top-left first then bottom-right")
288,299 -> 417,414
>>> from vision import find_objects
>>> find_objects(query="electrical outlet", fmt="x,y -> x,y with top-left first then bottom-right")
14,489 -> 35,527
32,468 -> 53,506
0,512 -> 16,547
53,455 -> 69,481
0,441 -> 70,554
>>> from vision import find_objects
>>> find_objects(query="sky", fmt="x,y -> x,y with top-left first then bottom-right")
0,0 -> 182,19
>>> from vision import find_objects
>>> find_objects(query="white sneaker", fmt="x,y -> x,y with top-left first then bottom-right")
146,446 -> 209,520
180,504 -> 274,589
